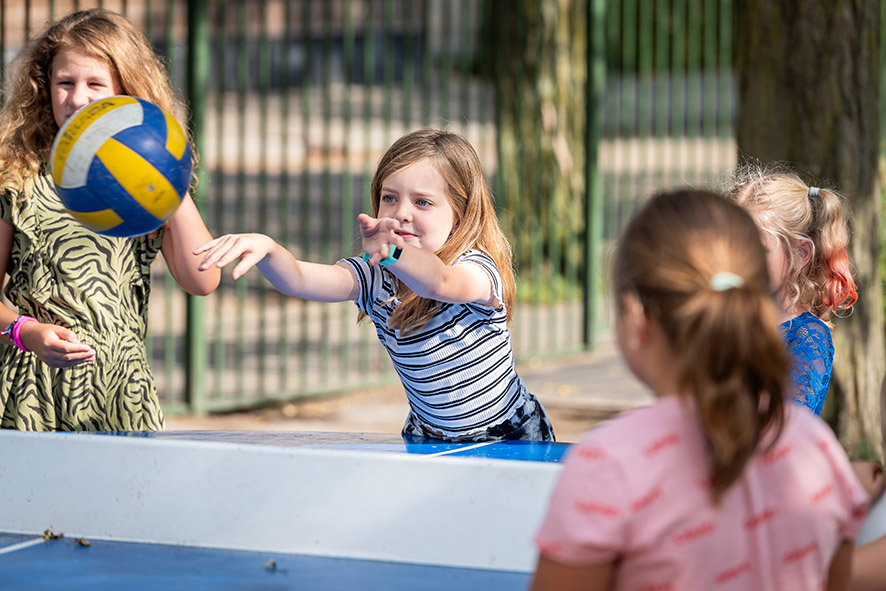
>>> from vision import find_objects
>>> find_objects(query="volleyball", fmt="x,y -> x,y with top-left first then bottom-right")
49,95 -> 192,237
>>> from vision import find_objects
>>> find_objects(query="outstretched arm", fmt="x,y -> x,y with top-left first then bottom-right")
195,233 -> 359,302
161,194 -> 221,296
357,213 -> 497,307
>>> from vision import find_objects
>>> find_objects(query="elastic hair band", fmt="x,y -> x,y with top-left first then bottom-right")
709,272 -> 744,292
808,186 -> 820,198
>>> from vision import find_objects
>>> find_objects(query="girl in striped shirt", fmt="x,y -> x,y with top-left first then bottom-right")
196,129 -> 554,442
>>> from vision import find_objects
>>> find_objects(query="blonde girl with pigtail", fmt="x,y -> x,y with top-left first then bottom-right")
196,128 -> 555,443
532,189 -> 868,591
727,166 -> 858,415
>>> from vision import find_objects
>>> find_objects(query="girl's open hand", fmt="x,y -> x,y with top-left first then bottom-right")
19,321 -> 96,369
357,214 -> 404,265
194,233 -> 276,280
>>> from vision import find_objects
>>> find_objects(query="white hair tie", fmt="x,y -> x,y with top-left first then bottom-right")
709,272 -> 744,291
808,186 -> 820,198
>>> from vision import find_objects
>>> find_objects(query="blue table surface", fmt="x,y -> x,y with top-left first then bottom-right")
1,532 -> 532,591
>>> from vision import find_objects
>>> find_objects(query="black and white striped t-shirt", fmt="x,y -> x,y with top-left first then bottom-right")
343,250 -> 529,438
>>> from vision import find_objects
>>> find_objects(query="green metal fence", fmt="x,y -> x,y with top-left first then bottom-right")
4,0 -> 738,413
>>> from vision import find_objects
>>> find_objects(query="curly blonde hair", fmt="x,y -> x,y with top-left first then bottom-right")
726,163 -> 857,325
362,129 -> 516,333
0,8 -> 195,198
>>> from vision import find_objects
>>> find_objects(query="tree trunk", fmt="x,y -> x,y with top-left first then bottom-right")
736,0 -> 883,455
486,0 -> 587,291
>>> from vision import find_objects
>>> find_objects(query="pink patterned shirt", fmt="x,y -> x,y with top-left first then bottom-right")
535,397 -> 869,590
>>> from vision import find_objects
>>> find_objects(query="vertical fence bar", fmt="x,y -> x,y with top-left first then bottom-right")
185,0 -> 210,413
702,0 -> 716,177
210,0 -> 227,399
439,0 -> 451,124
622,0 -> 637,219
584,0 -> 605,349
654,0 -> 669,190
319,0 -> 332,384
340,0 -> 355,379
420,0 -> 431,126
256,0 -> 270,397
686,0 -> 701,183
278,0 -> 293,396
602,0 -> 619,239
298,0 -> 311,389
636,0 -> 653,205
458,0 -> 472,136
671,0 -> 686,186
382,0 -> 394,143
160,0 -> 177,407
718,0 -> 732,167
511,0 -> 529,352
234,0 -> 248,399
359,0 -> 377,377
612,0 -> 632,240
482,0 -> 495,187
493,1 -> 507,255
402,0 -> 415,129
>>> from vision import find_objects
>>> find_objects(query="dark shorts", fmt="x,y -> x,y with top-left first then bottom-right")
401,393 -> 556,443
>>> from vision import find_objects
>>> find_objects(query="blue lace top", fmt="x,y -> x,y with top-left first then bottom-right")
780,312 -> 834,415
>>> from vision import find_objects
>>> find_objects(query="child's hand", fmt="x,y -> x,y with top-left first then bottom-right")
852,460 -> 885,500
19,322 -> 96,368
357,214 -> 404,265
194,233 -> 275,280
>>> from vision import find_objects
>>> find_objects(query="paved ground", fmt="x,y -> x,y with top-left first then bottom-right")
166,334 -> 651,443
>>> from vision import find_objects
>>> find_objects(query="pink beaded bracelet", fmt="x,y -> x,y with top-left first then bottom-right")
9,316 -> 37,352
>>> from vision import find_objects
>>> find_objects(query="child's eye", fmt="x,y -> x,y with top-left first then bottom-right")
381,194 -> 396,203
415,198 -> 431,207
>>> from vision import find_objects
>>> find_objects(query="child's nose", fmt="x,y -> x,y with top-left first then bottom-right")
69,84 -> 92,109
393,202 -> 412,222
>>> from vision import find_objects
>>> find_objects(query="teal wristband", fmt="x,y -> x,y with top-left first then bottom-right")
362,244 -> 403,266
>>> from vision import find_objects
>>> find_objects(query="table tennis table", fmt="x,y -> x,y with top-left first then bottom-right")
0,430 -> 569,590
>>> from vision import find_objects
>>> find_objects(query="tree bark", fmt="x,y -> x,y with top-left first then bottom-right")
486,0 -> 587,290
736,0 -> 883,455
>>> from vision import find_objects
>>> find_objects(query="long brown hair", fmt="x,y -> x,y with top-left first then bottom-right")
614,189 -> 789,503
363,128 -> 515,332
0,8 -> 196,198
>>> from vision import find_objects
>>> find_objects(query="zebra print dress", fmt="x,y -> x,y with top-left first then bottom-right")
0,171 -> 165,431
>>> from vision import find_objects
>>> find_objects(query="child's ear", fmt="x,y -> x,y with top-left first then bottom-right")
620,293 -> 650,350
797,238 -> 814,267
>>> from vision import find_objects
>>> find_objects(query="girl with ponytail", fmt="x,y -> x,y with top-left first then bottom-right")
727,165 -> 857,415
532,189 -> 868,591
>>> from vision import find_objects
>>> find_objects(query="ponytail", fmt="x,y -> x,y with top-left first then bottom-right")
670,285 -> 787,502
809,187 -> 858,314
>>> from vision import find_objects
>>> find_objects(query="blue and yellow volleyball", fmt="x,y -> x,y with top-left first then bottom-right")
49,95 -> 192,238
